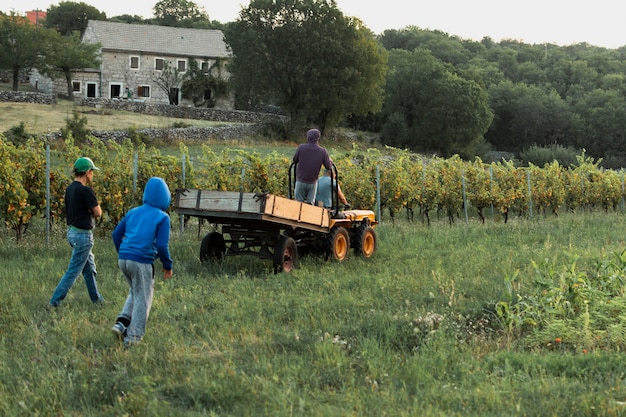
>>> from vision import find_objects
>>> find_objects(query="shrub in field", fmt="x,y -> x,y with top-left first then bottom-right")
496,250 -> 626,352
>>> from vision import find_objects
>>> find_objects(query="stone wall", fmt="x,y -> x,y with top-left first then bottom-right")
90,125 -> 261,142
0,91 -> 57,104
80,98 -> 288,125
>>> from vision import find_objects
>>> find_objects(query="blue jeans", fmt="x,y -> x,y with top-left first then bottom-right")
117,259 -> 155,344
49,228 -> 103,306
294,181 -> 318,204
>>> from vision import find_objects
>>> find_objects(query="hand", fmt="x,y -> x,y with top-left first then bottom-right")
344,203 -> 350,210
163,269 -> 173,280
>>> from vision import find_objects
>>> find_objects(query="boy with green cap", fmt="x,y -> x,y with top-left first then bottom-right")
49,157 -> 105,307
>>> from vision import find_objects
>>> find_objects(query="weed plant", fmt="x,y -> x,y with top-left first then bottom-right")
1,211 -> 626,416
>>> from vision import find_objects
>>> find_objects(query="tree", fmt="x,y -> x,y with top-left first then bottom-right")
37,31 -> 101,99
382,49 -> 493,157
181,58 -> 228,107
153,0 -> 210,27
486,81 -> 579,153
224,0 -> 387,133
0,13 -> 47,91
152,60 -> 184,105
45,1 -> 106,36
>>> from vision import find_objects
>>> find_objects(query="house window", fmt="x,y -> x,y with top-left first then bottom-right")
201,61 -> 210,73
130,56 -> 140,70
72,81 -> 81,93
155,58 -> 164,71
137,85 -> 151,98
177,59 -> 187,72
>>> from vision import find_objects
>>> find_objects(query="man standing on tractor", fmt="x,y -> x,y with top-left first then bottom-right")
292,128 -> 332,204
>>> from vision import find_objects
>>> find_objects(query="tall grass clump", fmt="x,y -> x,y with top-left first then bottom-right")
2,211 -> 626,416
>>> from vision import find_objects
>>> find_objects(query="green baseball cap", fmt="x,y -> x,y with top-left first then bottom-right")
74,157 -> 100,173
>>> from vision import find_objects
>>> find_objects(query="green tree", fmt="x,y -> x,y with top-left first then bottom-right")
45,1 -> 106,36
0,13 -> 46,91
181,58 -> 228,107
382,49 -> 492,157
224,0 -> 387,133
153,0 -> 210,27
486,80 -> 579,153
37,31 -> 101,99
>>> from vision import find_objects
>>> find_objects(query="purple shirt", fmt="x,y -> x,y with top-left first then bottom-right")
293,142 -> 332,184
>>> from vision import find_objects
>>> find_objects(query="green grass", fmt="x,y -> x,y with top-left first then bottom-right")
2,211 -> 626,416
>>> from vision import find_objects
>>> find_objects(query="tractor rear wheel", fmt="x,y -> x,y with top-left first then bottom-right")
273,235 -> 298,273
200,232 -> 226,263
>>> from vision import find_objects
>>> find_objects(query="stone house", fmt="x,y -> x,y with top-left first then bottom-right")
32,20 -> 234,108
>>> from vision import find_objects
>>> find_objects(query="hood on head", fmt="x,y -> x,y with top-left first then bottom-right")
143,177 -> 171,211
307,129 -> 320,143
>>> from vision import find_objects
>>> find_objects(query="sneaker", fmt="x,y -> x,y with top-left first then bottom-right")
111,322 -> 126,341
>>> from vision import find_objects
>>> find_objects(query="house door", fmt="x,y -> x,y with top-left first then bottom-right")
169,87 -> 179,105
110,84 -> 122,99
86,83 -> 97,98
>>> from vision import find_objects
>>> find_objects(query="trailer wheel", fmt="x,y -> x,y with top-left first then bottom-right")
353,225 -> 376,258
200,232 -> 226,263
273,235 -> 298,273
327,226 -> 350,261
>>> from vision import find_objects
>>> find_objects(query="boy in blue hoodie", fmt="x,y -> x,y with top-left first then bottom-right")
111,177 -> 173,346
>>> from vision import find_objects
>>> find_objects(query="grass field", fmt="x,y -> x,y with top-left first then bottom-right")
2,210 -> 626,416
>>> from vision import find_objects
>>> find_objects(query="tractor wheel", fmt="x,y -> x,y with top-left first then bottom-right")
353,225 -> 376,258
199,232 -> 226,263
326,226 -> 350,261
273,235 -> 298,273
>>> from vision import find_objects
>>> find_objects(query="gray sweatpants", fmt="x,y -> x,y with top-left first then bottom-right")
117,259 -> 154,344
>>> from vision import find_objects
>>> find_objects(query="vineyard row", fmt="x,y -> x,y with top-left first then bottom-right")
1,137 -> 624,239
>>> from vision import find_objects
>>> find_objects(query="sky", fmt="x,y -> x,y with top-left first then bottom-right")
3,0 -> 625,49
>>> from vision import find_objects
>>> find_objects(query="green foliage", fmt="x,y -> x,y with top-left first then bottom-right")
60,109 -> 90,144
224,0 -> 387,132
0,13 -> 48,91
520,144 -> 580,167
45,1 -> 106,36
152,0 -> 210,27
2,121 -> 31,144
181,57 -> 228,108
37,31 -> 102,99
497,250 -> 626,352
382,49 -> 493,157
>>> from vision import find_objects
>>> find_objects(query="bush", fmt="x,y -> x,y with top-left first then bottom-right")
519,144 -> 580,168
3,122 -> 32,144
60,109 -> 90,144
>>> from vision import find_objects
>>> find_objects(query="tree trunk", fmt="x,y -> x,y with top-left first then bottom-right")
12,67 -> 19,91
65,70 -> 73,100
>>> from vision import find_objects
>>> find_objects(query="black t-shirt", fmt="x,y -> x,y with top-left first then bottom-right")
65,180 -> 99,230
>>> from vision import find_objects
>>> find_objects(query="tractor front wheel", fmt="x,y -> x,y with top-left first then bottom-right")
353,225 -> 376,258
326,226 -> 350,261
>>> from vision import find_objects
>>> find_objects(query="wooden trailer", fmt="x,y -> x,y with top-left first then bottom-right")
173,189 -> 377,273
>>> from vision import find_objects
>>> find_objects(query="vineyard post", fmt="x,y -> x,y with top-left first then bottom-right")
527,170 -> 533,218
46,144 -> 50,246
622,170 -> 624,211
462,170 -> 468,223
376,165 -> 381,223
133,152 -> 138,195
489,166 -> 494,218
180,154 -> 186,234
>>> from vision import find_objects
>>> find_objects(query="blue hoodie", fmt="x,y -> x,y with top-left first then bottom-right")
112,177 -> 173,270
